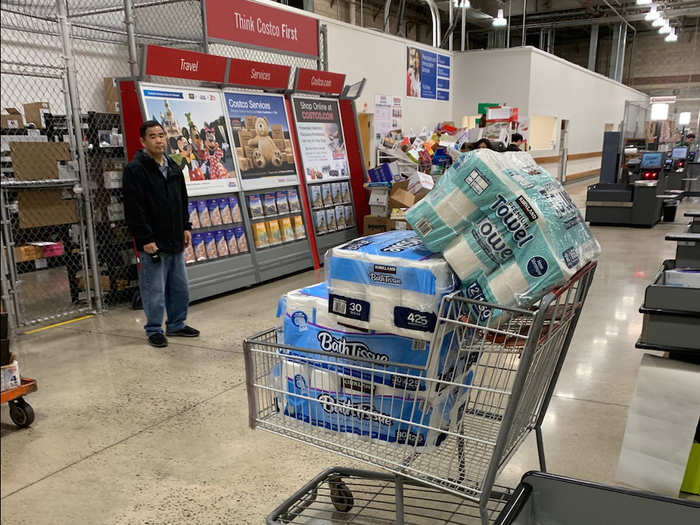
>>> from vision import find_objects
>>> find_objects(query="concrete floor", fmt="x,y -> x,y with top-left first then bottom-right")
1,180 -> 697,524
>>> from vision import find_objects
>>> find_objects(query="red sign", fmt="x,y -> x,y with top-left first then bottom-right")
227,58 -> 291,90
205,0 -> 319,58
296,68 -> 345,95
144,45 -> 227,83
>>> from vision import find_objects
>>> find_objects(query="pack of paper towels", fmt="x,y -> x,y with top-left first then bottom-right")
274,283 -> 477,447
405,150 -> 600,317
324,230 -> 459,340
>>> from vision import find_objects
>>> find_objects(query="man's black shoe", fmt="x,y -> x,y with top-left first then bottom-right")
148,333 -> 168,348
166,325 -> 200,338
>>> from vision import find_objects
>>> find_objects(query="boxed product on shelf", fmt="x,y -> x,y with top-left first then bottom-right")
23,101 -> 50,128
229,196 -> 242,223
13,245 -> 43,262
192,233 -> 207,261
345,205 -> 355,227
276,191 -> 290,214
103,170 -> 122,189
263,193 -> 278,216
335,205 -> 347,229
253,222 -> 269,248
197,200 -> 211,227
370,204 -> 390,218
1,108 -> 24,129
215,229 -> 229,257
287,190 -> 301,212
293,215 -> 306,239
234,226 -> 249,252
207,199 -> 222,226
310,185 -> 323,209
204,231 -> 218,259
188,202 -> 200,229
266,220 -> 282,246
321,184 -> 334,207
331,183 -> 342,204
225,228 -> 239,255
218,197 -> 232,224
248,194 -> 264,219
280,217 -> 295,242
341,182 -> 351,203
107,202 -> 125,222
325,208 -> 337,231
184,243 -> 196,264
104,78 -> 120,113
1,360 -> 20,392
314,210 -> 327,234
388,181 -> 416,210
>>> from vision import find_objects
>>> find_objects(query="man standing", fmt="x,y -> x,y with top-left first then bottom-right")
506,133 -> 524,151
123,120 -> 199,347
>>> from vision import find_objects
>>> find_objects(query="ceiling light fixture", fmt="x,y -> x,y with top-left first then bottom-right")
665,28 -> 678,42
652,16 -> 665,27
645,5 -> 660,21
493,8 -> 507,27
659,21 -> 672,34
636,0 -> 652,5
453,0 -> 471,8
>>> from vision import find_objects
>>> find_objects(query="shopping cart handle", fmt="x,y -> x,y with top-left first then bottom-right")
493,481 -> 533,525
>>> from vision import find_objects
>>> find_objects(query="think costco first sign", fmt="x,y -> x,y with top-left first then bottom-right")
205,0 -> 319,58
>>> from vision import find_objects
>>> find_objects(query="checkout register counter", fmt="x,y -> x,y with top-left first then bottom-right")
586,147 -> 696,227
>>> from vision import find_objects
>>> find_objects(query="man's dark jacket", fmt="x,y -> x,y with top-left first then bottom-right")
505,144 -> 521,152
123,150 -> 191,253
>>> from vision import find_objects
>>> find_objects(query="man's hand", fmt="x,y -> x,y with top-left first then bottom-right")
143,242 -> 158,254
184,230 -> 192,247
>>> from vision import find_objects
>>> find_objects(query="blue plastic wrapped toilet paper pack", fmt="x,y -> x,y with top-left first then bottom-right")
325,231 -> 459,340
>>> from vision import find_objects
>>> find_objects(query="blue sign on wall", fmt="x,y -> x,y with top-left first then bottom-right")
407,47 -> 450,102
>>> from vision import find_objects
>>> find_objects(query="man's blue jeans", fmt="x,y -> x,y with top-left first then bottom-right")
138,250 -> 189,336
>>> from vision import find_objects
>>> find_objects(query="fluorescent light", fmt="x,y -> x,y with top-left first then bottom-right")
645,5 -> 659,21
493,8 -> 507,27
453,0 -> 471,7
659,21 -> 672,34
651,103 -> 669,121
665,29 -> 678,42
652,16 -> 665,27
679,112 -> 691,125
636,0 -> 652,5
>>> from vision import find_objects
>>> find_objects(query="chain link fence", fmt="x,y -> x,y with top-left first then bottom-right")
1,0 -> 328,331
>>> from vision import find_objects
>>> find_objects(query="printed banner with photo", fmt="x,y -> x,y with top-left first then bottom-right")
406,47 -> 451,101
374,95 -> 403,139
223,91 -> 299,191
291,97 -> 349,183
140,84 -> 239,196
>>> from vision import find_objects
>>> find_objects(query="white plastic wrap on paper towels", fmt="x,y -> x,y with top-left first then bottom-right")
324,231 -> 459,340
405,150 -> 600,316
274,283 -> 479,447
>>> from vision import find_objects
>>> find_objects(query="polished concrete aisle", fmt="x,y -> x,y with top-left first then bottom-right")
1,181 -> 696,524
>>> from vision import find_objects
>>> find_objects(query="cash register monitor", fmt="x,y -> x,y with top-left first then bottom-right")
672,146 -> 688,160
640,152 -> 663,169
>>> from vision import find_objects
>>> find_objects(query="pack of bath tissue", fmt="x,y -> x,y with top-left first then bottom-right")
406,150 -> 600,314
325,231 -> 459,340
278,283 -> 469,394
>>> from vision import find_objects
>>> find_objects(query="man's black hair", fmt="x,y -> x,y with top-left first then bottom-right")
688,133 -> 696,139
140,120 -> 165,138
511,133 -> 524,143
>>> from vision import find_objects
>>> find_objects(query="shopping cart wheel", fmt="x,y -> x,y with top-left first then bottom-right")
9,397 -> 35,428
328,479 -> 353,512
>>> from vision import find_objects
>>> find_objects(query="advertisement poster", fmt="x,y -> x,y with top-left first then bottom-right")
374,95 -> 403,140
406,47 -> 451,101
140,84 -> 239,196
223,91 -> 298,190
292,97 -> 349,182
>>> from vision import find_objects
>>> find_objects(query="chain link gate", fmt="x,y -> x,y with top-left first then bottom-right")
1,0 -> 329,331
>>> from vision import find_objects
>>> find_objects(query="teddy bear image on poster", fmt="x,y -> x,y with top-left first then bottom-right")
247,117 -> 284,170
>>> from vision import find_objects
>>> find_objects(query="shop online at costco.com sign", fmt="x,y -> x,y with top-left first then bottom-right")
205,0 -> 319,57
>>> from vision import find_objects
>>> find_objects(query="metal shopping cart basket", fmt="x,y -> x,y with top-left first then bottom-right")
243,262 -> 597,524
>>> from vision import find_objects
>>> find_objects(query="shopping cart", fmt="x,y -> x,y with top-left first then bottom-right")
244,261 -> 597,524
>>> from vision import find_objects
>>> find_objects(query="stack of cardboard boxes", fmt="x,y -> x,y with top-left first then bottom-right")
1,102 -> 51,129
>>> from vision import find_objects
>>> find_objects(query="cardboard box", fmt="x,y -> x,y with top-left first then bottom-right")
369,204 -> 389,217
271,124 -> 283,132
23,102 -> 50,128
1,360 -> 20,392
107,202 -> 125,222
104,78 -> 120,113
10,141 -> 71,180
76,273 -> 111,292
238,157 -> 250,171
13,245 -> 43,262
363,216 -> 412,235
18,190 -> 78,228
236,147 -> 245,158
407,172 -> 434,199
368,188 -> 389,207
1,108 -> 24,129
388,183 -> 415,210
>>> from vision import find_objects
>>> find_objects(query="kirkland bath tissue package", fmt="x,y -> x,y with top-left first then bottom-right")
325,231 -> 459,340
405,150 -> 600,314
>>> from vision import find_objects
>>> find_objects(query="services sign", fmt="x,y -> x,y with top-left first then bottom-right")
227,58 -> 291,91
205,0 -> 319,58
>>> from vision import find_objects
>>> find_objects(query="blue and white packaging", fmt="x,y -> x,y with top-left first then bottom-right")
406,150 -> 600,312
325,231 -> 458,340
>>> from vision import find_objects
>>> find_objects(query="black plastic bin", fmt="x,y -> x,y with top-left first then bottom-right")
663,200 -> 679,222
494,471 -> 700,525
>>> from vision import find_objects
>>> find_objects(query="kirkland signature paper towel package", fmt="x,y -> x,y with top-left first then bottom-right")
405,150 -> 600,316
324,231 -> 459,340
274,283 -> 477,447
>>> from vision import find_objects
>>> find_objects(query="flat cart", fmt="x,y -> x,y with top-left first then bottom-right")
1,377 -> 37,428
244,262 -> 597,524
